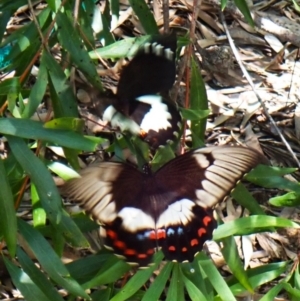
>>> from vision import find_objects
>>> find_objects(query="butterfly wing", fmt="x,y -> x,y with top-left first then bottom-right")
63,162 -> 160,265
153,146 -> 265,261
117,34 -> 177,101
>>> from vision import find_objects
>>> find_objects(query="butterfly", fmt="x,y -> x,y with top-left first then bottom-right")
102,34 -> 182,149
63,146 -> 265,266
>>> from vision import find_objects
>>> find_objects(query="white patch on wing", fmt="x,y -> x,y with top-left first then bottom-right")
195,189 -> 218,208
156,199 -> 195,228
103,105 -> 140,134
164,48 -> 174,61
118,207 -> 155,232
193,153 -> 210,168
201,179 -> 224,198
137,95 -> 172,132
96,199 -> 117,223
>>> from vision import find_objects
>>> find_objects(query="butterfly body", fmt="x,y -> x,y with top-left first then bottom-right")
64,146 -> 265,266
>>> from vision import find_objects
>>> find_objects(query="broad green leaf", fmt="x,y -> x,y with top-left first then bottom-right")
0,118 -> 102,151
214,216 -> 299,241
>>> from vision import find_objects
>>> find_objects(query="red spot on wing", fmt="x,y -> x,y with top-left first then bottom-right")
124,249 -> 137,256
157,229 -> 166,239
198,228 -> 207,237
191,239 -> 199,246
182,247 -> 187,252
114,240 -> 126,249
203,216 -> 212,226
107,229 -> 117,239
147,249 -> 155,255
168,246 -> 176,252
137,253 -> 148,259
149,231 -> 157,240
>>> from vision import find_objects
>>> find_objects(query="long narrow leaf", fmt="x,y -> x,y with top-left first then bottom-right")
0,158 -> 17,256
17,219 -> 90,299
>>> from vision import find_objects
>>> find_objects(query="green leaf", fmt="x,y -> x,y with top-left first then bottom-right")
44,117 -> 85,131
90,36 -> 150,59
0,77 -> 20,95
4,257 -> 52,301
182,273 -> 208,301
166,264 -> 185,301
17,247 -> 65,301
0,118 -> 102,151
22,52 -> 48,118
56,11 -> 103,90
7,136 -> 88,246
259,283 -> 284,301
246,165 -> 300,192
128,0 -> 158,34
42,51 -> 79,118
269,191 -> 300,207
180,108 -> 210,121
83,256 -> 130,288
0,158 -> 17,256
233,0 -> 254,27
198,253 -> 236,301
8,136 -> 62,223
221,236 -> 253,292
17,219 -> 90,299
214,215 -> 299,241
182,260 -> 212,300
228,262 -> 288,294
232,183 -> 265,215
151,144 -> 176,171
142,262 -> 173,301
31,183 -> 47,227
110,252 -> 164,301
190,57 -> 208,147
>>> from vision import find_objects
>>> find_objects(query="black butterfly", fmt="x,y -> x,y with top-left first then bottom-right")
63,146 -> 264,266
102,34 -> 182,149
